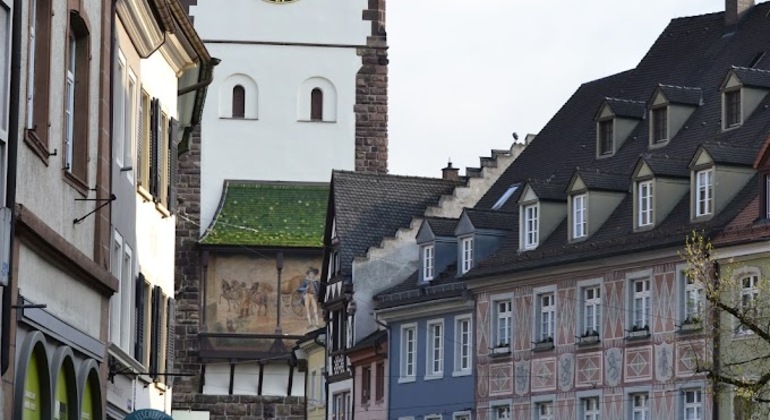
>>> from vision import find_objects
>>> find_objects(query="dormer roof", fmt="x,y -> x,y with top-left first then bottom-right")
423,217 -> 459,237
464,209 -> 513,231
569,169 -> 629,193
725,66 -> 770,89
521,180 -> 567,203
634,155 -> 691,179
595,98 -> 646,120
652,84 -> 703,106
691,143 -> 758,167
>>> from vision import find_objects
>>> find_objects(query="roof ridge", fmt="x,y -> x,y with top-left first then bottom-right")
332,169 -> 464,185
225,179 -> 330,188
658,83 -> 702,91
732,65 -> 770,74
604,97 -> 646,104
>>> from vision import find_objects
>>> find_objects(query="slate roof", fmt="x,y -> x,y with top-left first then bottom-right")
604,98 -> 647,119
347,329 -> 387,353
200,181 -> 329,247
731,66 -> 770,88
465,209 -> 513,231
657,84 -> 703,106
329,171 -> 463,281
574,169 -> 629,192
526,179 -> 567,202
375,266 -> 467,310
466,4 -> 770,279
425,217 -> 459,237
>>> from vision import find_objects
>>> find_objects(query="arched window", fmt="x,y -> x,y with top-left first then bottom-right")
311,88 -> 323,121
232,85 -> 245,118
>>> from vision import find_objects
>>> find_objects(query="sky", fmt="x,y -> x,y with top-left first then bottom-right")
387,0 -> 729,177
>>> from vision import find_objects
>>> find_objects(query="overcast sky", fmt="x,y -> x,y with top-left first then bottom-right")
387,0 -> 730,177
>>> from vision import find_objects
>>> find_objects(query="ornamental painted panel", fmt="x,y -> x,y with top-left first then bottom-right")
625,346 -> 653,382
605,347 -> 623,387
489,362 -> 513,396
676,339 -> 706,378
575,351 -> 602,388
652,272 -> 676,334
514,360 -> 530,396
603,280 -> 625,340
558,353 -> 574,392
604,393 -> 625,420
205,253 -> 324,336
655,341 -> 673,382
557,397 -> 576,420
513,402 -> 530,419
652,389 -> 676,419
513,294 -> 532,352
477,362 -> 489,399
477,297 -> 490,355
531,357 -> 556,392
556,288 -> 576,346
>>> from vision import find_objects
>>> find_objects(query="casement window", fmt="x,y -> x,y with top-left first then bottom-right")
426,320 -> 444,377
638,180 -> 654,227
147,286 -> 175,384
651,106 -> 668,143
332,391 -> 351,420
311,88 -> 323,121
144,98 -> 179,212
631,279 -> 651,330
537,402 -> 554,420
491,404 -> 511,420
330,309 -> 347,352
739,274 -> 759,334
110,232 -> 124,345
375,362 -> 384,401
423,245 -> 435,281
523,204 -> 539,249
0,0 -> 11,149
583,397 -> 600,420
120,245 -> 133,350
452,412 -> 471,420
134,274 -> 150,365
695,169 -> 713,217
598,119 -> 613,155
582,286 -> 601,337
461,237 -> 474,274
631,393 -> 650,420
136,91 -> 150,188
114,52 -> 137,179
25,0 -> 52,156
454,315 -> 472,374
725,89 -> 741,128
683,389 -> 702,420
232,85 -> 245,118
573,193 -> 587,239
537,293 -> 556,343
361,366 -> 371,403
494,300 -> 512,348
400,324 -> 416,380
64,12 -> 89,184
682,271 -> 704,324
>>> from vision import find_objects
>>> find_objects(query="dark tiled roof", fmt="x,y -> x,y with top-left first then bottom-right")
605,98 -> 646,119
466,209 -> 514,231
330,171 -> 463,281
469,4 -> 770,279
657,84 -> 703,106
200,181 -> 329,247
425,217 -> 459,237
574,169 -> 630,192
702,142 -> 758,166
526,179 -> 567,202
375,265 -> 467,310
731,66 -> 770,88
347,329 -> 387,353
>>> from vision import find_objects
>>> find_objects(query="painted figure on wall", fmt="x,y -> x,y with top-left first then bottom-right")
297,267 -> 320,327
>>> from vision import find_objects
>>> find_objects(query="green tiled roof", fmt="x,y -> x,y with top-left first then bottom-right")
200,181 -> 329,247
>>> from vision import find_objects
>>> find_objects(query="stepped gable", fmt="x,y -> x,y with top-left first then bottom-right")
331,171 -> 463,280
466,3 -> 770,279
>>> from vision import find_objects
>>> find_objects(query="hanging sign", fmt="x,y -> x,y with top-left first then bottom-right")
124,409 -> 173,420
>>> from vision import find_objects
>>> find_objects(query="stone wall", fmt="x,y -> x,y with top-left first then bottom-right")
173,394 -> 306,420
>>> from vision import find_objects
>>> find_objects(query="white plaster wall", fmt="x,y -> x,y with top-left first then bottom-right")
135,200 -> 176,295
141,52 -> 180,118
18,243 -> 102,337
190,0 -> 370,45
199,43 -> 359,232
15,0 -> 104,258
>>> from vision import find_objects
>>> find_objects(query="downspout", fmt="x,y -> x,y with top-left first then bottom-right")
711,260 -> 721,419
1,0 -> 23,375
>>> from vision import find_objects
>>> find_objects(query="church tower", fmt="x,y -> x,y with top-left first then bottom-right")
173,1 -> 387,417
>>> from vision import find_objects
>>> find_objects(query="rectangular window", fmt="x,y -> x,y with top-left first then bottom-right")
423,245 -> 435,281
453,413 -> 471,420
583,397 -> 600,420
427,320 -> 444,377
537,402 -> 554,420
492,404 -> 511,420
120,245 -> 133,350
598,119 -> 613,155
0,0 -> 10,142
695,169 -> 713,217
725,89 -> 741,128
25,0 -> 52,153
739,275 -> 759,334
401,325 -> 416,380
494,300 -> 511,348
632,393 -> 650,420
582,286 -> 601,337
652,106 -> 668,143
524,204 -> 539,249
110,232 -> 123,345
425,416 -> 441,420
64,33 -> 76,173
683,272 -> 703,324
632,279 -> 651,330
573,194 -> 587,239
538,293 -> 555,342
65,14 -> 90,183
455,316 -> 472,373
137,91 -> 150,188
332,391 -> 350,420
114,53 -> 126,167
638,180 -> 654,227
461,237 -> 474,274
361,366 -> 371,403
375,362 -> 384,401
125,72 -> 137,178
683,389 -> 702,420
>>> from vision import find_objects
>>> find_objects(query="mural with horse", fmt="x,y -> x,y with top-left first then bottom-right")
205,253 -> 324,335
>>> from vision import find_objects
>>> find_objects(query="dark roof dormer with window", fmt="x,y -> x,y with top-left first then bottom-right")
415,217 -> 458,283
594,98 -> 646,158
631,155 -> 690,231
648,85 -> 702,147
720,67 -> 770,130
518,181 -> 567,251
454,208 -> 511,275
689,143 -> 756,221
566,169 -> 627,240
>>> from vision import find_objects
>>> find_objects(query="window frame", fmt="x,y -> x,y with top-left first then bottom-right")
597,118 -> 614,156
399,323 -> 417,383
582,285 -> 601,338
492,297 -> 512,350
361,365 -> 371,404
232,84 -> 245,119
311,87 -> 323,121
682,388 -> 703,420
537,292 -> 556,343
582,397 -> 600,420
452,412 -> 471,420
454,314 -> 472,376
523,203 -> 539,250
630,392 -> 650,420
631,278 -> 652,331
651,105 -> 668,144
489,400 -> 511,420
724,88 -> 742,129
426,319 -> 444,379
572,193 -> 587,239
680,269 -> 704,326
24,0 -> 53,163
461,236 -> 474,274
375,362 -> 384,401
637,180 -> 654,228
695,168 -> 714,218
535,401 -> 554,420
62,9 -> 90,190
423,244 -> 435,281
738,273 -> 760,335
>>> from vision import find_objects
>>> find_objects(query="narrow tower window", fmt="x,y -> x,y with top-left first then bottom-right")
311,88 -> 323,121
232,85 -> 245,119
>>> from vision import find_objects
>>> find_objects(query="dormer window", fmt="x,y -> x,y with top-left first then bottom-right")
598,119 -> 613,156
572,194 -> 586,239
651,106 -> 668,144
637,180 -> 654,227
724,89 -> 741,128
695,169 -> 713,217
423,245 -> 435,281
461,237 -> 473,274
523,204 -> 539,249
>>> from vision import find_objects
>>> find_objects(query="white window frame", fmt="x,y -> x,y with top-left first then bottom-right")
426,319 -> 444,379
582,397 -> 600,420
572,193 -> 587,239
461,236 -> 474,274
638,180 -> 654,227
582,285 -> 601,337
64,32 -> 76,172
114,51 -> 126,167
681,269 -> 704,324
523,204 -> 539,249
25,0 -> 35,130
630,392 -> 650,420
493,298 -> 512,349
125,70 -> 137,181
310,370 -> 317,405
695,169 -> 713,218
454,314 -> 472,376
332,391 -> 351,420
453,411 -> 471,420
683,388 -> 703,420
110,231 -> 123,345
738,273 -> 760,335
119,244 -> 133,350
631,278 -> 651,330
0,0 -> 11,143
423,244 -> 435,281
399,323 -> 416,383
537,292 -> 556,343
536,401 -> 554,420
489,400 -> 511,420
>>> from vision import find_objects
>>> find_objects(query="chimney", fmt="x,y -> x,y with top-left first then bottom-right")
442,161 -> 460,181
725,0 -> 754,28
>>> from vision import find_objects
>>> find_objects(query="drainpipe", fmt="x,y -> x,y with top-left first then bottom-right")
711,260 -> 721,419
2,0 -> 23,376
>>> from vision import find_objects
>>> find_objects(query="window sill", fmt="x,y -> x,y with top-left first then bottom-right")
397,376 -> 416,384
297,119 -> 337,123
452,370 -> 472,377
532,341 -> 555,353
424,373 -> 443,381
137,185 -> 153,203
626,330 -> 651,341
63,171 -> 89,197
678,322 -> 703,334
649,139 -> 669,148
577,335 -> 601,346
635,224 -> 655,232
155,202 -> 171,218
24,129 -> 52,165
490,346 -> 511,357
220,116 -> 258,121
